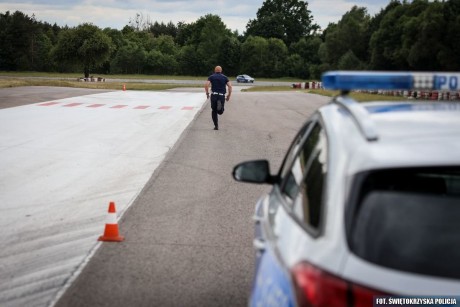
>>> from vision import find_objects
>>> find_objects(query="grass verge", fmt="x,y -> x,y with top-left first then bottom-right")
0,71 -> 305,82
242,86 -> 408,102
0,74 -> 409,101
0,78 -> 200,90
307,89 -> 407,102
0,71 -> 207,80
241,86 -> 293,92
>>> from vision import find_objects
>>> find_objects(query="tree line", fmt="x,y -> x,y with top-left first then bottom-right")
0,0 -> 459,79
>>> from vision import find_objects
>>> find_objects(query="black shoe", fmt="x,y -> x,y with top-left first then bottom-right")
214,126 -> 219,130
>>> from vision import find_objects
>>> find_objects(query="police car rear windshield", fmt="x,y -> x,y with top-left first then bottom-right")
347,167 -> 460,279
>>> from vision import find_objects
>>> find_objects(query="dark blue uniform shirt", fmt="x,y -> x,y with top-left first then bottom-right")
208,73 -> 229,94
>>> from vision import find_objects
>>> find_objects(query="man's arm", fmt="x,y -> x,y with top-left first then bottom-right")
226,81 -> 232,101
205,80 -> 211,99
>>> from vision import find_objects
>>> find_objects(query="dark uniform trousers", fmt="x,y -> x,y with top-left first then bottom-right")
210,93 -> 225,127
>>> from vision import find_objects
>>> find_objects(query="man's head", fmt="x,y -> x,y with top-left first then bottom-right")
214,66 -> 223,73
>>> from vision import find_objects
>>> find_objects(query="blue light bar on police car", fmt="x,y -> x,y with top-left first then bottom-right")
322,71 -> 460,91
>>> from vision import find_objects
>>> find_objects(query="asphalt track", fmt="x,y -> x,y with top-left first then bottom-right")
1,86 -> 329,307
0,87 -> 210,307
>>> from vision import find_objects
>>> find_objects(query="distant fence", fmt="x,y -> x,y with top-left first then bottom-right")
291,82 -> 460,100
367,90 -> 460,101
78,76 -> 106,82
291,82 -> 323,89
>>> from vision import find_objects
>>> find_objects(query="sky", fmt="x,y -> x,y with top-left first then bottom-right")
0,0 -> 391,33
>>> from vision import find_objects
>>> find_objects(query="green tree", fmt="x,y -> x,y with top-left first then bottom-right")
195,15 -> 233,74
145,49 -> 178,74
103,28 -> 124,51
368,0 -> 400,36
100,28 -> 124,74
149,21 -> 178,37
290,36 -> 321,65
53,23 -> 113,77
175,21 -> 194,46
122,29 -> 154,52
285,54 -> 308,78
406,1 -> 445,70
30,32 -> 54,71
321,6 -> 371,69
266,38 -> 288,77
369,0 -> 429,70
175,14 -> 234,75
139,34 -> 179,75
438,0 -> 460,70
337,50 -> 365,70
217,36 -> 241,76
0,11 -> 41,70
110,40 -> 146,74
239,36 -> 269,76
309,63 -> 330,80
178,44 -> 203,75
245,0 -> 319,46
289,35 -> 322,78
152,35 -> 178,56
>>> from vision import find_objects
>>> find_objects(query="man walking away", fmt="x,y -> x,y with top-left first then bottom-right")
205,66 -> 232,130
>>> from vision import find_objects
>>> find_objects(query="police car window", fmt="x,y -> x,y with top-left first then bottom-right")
348,167 -> 460,279
279,122 -> 312,181
282,123 -> 323,202
292,127 -> 327,230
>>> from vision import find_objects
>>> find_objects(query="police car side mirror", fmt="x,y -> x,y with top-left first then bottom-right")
232,160 -> 275,184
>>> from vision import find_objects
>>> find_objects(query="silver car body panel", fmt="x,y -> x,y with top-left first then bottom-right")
261,100 -> 460,297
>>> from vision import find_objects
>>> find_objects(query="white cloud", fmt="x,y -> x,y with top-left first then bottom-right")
309,0 -> 388,29
0,0 -> 388,32
0,0 -> 261,32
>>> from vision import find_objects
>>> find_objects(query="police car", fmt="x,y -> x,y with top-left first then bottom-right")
233,71 -> 460,306
236,74 -> 255,83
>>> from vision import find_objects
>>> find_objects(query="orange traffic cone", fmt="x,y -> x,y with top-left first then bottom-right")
122,84 -> 126,91
98,201 -> 124,242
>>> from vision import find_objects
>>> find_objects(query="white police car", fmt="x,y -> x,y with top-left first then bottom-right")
236,74 -> 255,83
233,71 -> 460,306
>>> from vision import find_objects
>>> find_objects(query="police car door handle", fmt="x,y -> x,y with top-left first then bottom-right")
253,238 -> 266,251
